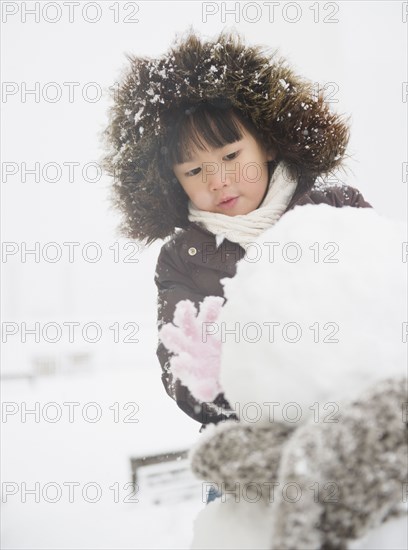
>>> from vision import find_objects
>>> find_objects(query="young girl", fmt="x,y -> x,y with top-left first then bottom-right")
102,28 -> 371,434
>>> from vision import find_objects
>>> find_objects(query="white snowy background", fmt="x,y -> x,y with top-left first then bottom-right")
1,1 -> 407,548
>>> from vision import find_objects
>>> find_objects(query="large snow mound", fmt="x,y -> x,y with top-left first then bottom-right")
219,204 -> 407,424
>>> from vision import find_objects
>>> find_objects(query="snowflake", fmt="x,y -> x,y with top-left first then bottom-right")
134,106 -> 144,125
279,78 -> 290,90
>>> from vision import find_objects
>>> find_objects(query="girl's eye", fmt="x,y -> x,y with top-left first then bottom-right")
183,150 -> 239,176
223,151 -> 239,160
185,167 -> 201,177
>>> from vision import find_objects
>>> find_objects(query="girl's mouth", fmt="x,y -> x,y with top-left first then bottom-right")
218,196 -> 239,210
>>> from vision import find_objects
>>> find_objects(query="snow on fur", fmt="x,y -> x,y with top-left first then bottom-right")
102,29 -> 350,243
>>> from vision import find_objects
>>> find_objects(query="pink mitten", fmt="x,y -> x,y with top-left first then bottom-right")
158,296 -> 224,402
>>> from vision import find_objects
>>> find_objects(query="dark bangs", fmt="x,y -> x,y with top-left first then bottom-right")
162,101 -> 261,168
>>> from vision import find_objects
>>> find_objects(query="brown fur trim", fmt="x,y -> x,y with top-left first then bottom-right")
102,29 -> 350,244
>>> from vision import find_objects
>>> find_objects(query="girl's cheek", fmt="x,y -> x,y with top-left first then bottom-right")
246,164 -> 261,182
196,188 -> 210,199
191,191 -> 211,208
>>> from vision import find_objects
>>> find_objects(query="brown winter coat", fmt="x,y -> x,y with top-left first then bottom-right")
154,184 -> 372,431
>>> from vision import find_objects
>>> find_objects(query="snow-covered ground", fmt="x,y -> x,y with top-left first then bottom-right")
1,367 -> 206,549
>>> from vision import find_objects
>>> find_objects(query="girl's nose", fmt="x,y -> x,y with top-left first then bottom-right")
205,164 -> 232,190
208,173 -> 228,191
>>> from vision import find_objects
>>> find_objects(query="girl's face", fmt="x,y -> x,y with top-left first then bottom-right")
172,125 -> 277,216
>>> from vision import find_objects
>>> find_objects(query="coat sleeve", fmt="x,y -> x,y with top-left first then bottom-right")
330,184 -> 372,209
154,239 -> 237,426
288,184 -> 372,213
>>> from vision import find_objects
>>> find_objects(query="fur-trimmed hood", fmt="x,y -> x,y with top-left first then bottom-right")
102,28 -> 350,244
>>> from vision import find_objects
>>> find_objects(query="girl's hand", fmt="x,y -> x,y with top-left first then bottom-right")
158,296 -> 224,402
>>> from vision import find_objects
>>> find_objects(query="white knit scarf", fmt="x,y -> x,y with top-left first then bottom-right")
187,160 -> 298,251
